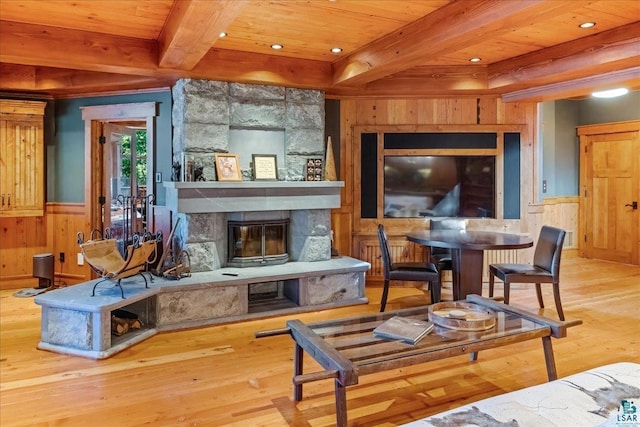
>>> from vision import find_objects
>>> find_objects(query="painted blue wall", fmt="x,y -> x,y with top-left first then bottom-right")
578,90 -> 640,125
49,91 -> 172,204
539,90 -> 639,200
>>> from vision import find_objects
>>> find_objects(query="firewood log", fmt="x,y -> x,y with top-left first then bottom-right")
111,316 -> 129,336
125,318 -> 142,329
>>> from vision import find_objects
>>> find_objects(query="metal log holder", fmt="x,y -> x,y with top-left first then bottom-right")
77,230 -> 163,299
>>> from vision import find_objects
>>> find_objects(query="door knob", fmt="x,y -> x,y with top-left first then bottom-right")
625,201 -> 638,210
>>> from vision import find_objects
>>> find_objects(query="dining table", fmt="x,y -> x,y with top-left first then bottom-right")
406,229 -> 533,301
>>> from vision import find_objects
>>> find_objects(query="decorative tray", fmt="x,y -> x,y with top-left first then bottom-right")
428,301 -> 496,331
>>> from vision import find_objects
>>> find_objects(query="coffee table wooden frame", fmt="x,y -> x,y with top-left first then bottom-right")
256,295 -> 581,427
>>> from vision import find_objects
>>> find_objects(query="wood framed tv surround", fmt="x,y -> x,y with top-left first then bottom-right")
350,124 -> 532,281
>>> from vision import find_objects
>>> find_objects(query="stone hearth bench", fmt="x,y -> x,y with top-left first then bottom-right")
401,362 -> 640,427
34,256 -> 369,359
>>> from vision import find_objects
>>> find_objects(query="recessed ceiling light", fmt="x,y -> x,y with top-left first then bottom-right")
469,57 -> 481,63
592,88 -> 629,98
271,44 -> 283,50
219,32 -> 227,38
579,22 -> 596,28
330,47 -> 343,54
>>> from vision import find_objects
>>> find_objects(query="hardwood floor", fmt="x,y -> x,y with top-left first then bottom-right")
1,257 -> 638,426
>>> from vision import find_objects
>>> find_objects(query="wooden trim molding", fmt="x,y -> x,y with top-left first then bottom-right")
576,120 -> 640,135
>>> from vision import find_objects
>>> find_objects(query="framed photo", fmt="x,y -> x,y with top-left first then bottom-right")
252,154 -> 278,181
305,158 -> 323,181
214,153 -> 242,181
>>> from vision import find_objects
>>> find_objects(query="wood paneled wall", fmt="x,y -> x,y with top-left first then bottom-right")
543,197 -> 579,250
0,203 -> 89,290
331,97 -> 576,268
45,203 -> 91,285
0,215 -> 47,289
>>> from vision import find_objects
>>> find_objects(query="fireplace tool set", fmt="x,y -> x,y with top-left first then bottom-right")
110,194 -> 155,242
152,218 -> 191,280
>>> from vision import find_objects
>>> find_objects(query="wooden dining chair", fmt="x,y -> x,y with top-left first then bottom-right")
429,218 -> 468,284
488,225 -> 567,320
377,224 -> 441,312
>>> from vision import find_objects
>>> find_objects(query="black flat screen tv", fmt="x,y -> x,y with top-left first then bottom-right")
384,155 -> 495,218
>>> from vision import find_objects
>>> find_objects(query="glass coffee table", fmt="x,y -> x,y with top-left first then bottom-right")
256,295 -> 582,427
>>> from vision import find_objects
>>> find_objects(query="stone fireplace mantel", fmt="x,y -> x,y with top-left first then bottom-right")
164,181 -> 344,213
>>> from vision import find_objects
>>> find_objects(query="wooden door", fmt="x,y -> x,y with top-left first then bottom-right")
579,122 -> 639,265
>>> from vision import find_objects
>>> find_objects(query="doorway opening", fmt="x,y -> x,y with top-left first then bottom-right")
81,103 -> 158,259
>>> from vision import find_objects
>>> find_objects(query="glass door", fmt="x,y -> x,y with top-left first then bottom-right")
103,123 -> 148,240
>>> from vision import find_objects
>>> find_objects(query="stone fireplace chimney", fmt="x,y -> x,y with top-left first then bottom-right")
172,79 -> 325,181
169,79 -> 334,272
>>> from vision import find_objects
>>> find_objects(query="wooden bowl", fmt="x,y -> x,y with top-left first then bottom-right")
428,301 -> 496,331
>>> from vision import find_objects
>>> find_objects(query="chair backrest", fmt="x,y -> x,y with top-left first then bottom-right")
377,224 -> 392,279
533,225 -> 566,278
429,218 -> 468,255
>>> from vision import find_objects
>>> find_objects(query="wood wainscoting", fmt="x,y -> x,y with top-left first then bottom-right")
45,203 -> 91,286
0,203 -> 89,291
0,215 -> 47,289
358,231 -> 521,284
527,197 -> 580,261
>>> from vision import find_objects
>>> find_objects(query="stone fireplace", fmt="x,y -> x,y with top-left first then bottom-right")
164,181 -> 341,271
169,79 -> 330,271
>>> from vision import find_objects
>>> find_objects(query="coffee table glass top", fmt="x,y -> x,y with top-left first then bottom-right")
300,304 -> 549,368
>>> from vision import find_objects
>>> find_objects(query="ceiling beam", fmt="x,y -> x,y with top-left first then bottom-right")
489,22 -> 640,89
330,0 -> 590,87
0,20 -> 167,77
501,67 -> 640,102
184,48 -> 333,89
0,63 -> 173,94
158,0 -> 246,70
0,54 -> 332,96
0,20 -> 332,90
327,65 -> 490,98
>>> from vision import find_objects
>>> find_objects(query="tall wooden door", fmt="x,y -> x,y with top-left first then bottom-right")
579,122 -> 640,265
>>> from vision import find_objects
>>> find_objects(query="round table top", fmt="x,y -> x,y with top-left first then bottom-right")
407,229 -> 533,251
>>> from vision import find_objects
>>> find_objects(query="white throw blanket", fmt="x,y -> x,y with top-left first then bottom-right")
402,362 -> 639,427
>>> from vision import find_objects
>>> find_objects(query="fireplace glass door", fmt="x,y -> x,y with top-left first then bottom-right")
228,219 -> 289,267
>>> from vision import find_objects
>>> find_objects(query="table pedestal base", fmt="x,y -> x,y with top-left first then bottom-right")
451,249 -> 484,300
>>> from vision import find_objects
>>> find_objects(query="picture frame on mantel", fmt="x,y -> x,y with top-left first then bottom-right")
214,153 -> 242,181
252,154 -> 278,181
305,158 -> 323,181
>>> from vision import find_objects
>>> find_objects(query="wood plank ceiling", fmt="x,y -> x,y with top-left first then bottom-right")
0,0 -> 638,101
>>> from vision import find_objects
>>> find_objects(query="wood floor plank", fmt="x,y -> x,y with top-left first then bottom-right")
0,257 -> 638,426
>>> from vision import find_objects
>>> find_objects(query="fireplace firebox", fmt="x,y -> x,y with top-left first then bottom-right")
228,219 -> 289,267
